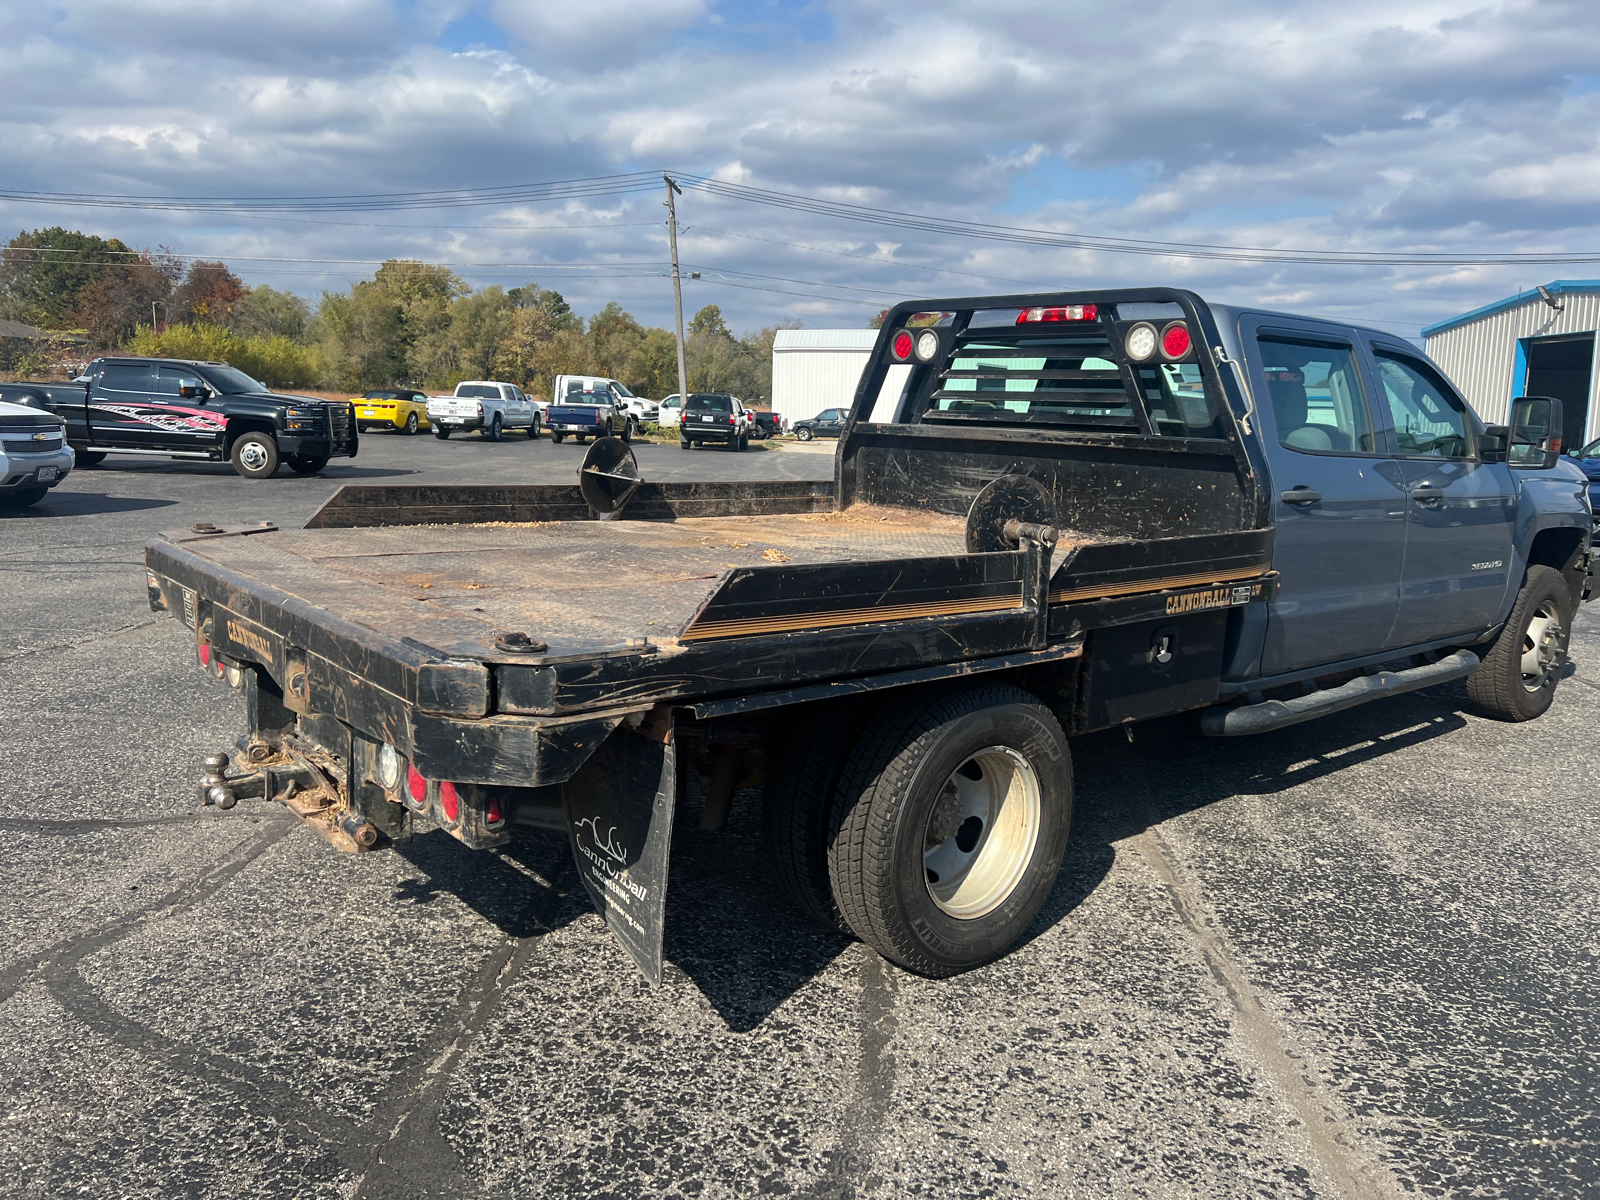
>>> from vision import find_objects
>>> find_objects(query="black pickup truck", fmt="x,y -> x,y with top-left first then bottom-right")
144,288 -> 1593,984
37,355 -> 358,478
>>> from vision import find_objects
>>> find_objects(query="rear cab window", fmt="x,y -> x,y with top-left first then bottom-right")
1256,336 -> 1377,455
455,384 -> 500,399
687,394 -> 733,413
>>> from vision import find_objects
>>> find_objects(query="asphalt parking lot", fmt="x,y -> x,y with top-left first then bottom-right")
2,429 -> 1597,1199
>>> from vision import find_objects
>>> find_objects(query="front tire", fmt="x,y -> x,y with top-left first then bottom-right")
230,432 -> 280,479
404,412 -> 419,435
827,682 -> 1072,977
287,457 -> 328,476
796,427 -> 813,442
1465,564 -> 1574,721
621,421 -> 633,444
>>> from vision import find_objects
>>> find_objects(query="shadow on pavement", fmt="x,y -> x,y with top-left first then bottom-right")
1,492 -> 179,517
379,688 -> 1472,1031
79,461 -> 418,480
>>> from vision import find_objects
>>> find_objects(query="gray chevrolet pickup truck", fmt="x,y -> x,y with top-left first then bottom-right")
144,288 -> 1593,984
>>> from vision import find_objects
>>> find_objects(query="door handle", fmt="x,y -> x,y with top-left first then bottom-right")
1280,489 -> 1321,504
1410,486 -> 1444,501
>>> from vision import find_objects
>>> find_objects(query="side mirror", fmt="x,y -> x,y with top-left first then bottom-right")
1479,424 -> 1509,464
177,379 -> 209,401
1508,396 -> 1564,470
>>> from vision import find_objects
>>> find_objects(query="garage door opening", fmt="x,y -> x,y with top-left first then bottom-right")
1523,334 -> 1594,448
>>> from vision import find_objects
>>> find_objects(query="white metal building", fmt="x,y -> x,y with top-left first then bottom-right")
1423,279 -> 1600,448
770,329 -> 880,427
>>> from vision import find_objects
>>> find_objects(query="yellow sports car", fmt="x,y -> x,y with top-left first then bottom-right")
353,389 -> 431,434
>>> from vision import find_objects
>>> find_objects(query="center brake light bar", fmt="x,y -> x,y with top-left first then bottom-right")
1017,304 -> 1098,324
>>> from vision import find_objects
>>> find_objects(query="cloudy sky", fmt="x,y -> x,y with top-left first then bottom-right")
4,0 -> 1598,339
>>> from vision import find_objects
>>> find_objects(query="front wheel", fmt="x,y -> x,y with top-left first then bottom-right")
287,457 -> 328,476
3,486 -> 49,507
620,421 -> 633,444
827,682 -> 1072,977
230,432 -> 280,479
435,428 -> 450,440
796,427 -> 813,442
404,412 -> 419,435
1465,564 -> 1574,721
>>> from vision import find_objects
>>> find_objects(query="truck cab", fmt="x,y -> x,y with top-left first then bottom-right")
50,356 -> 357,479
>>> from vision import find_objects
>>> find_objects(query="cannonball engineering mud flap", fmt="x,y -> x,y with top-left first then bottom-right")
560,711 -> 679,986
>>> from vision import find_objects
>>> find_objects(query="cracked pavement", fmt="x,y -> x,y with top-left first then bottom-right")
2,435 -> 1596,1198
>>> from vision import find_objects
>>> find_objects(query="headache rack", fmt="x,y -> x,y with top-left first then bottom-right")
887,294 -> 1228,440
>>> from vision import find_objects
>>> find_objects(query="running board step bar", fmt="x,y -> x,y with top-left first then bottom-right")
1200,650 -> 1481,737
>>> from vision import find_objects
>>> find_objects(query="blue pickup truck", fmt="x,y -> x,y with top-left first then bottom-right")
145,288 -> 1592,984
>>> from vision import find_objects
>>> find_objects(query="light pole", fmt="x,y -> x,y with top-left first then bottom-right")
664,175 -> 688,408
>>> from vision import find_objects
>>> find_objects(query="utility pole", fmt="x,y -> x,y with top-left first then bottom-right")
664,175 -> 689,407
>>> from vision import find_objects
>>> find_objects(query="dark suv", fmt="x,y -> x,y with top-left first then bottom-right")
678,393 -> 748,451
44,357 -> 358,479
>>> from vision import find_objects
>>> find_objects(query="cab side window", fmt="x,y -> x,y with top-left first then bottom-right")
1257,336 -> 1375,454
1375,352 -> 1471,459
99,364 -> 151,394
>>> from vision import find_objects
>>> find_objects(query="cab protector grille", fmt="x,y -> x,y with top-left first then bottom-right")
3,436 -> 63,454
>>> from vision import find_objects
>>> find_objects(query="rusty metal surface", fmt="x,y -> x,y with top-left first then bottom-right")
188,508 -> 973,655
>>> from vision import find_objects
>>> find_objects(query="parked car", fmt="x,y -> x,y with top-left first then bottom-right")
792,407 -> 848,441
427,381 -> 541,441
547,380 -> 632,444
0,397 -> 73,506
1573,436 -> 1600,508
553,375 -> 654,424
658,394 -> 684,427
678,392 -> 748,451
27,357 -> 357,479
354,389 -> 430,435
744,404 -> 783,438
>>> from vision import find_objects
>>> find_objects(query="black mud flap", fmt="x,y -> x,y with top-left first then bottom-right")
561,713 -> 677,985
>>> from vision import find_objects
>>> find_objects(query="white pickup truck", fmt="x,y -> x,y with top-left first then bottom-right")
426,381 -> 541,441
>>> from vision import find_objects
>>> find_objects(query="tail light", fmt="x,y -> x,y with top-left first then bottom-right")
1018,304 -> 1098,324
439,782 -> 460,823
198,642 -> 211,667
486,795 -> 503,825
378,744 -> 402,791
1160,322 -> 1192,360
729,415 -> 736,425
891,330 -> 914,360
1125,322 -> 1159,362
407,763 -> 427,804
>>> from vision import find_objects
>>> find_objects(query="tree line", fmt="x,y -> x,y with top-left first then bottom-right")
0,226 -> 795,400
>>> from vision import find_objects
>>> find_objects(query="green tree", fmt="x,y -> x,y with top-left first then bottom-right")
126,323 -> 318,389
508,283 -> 576,330
0,227 -> 136,326
688,303 -> 731,340
230,286 -> 310,339
315,288 -> 406,390
70,250 -> 183,348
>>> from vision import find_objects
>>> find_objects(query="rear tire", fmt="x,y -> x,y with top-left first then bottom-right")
485,414 -> 503,441
229,432 -> 280,479
528,417 -> 541,440
1465,564 -> 1573,721
680,437 -> 691,450
828,682 -> 1072,977
404,412 -> 419,435
552,433 -> 564,444
761,701 -> 870,936
435,428 -> 450,440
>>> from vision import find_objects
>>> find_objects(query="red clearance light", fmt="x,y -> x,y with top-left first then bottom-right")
407,763 -> 427,803
1018,304 -> 1098,324
440,781 -> 460,823
1161,322 -> 1192,359
486,795 -> 503,825
891,330 -> 915,360
198,643 -> 211,667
